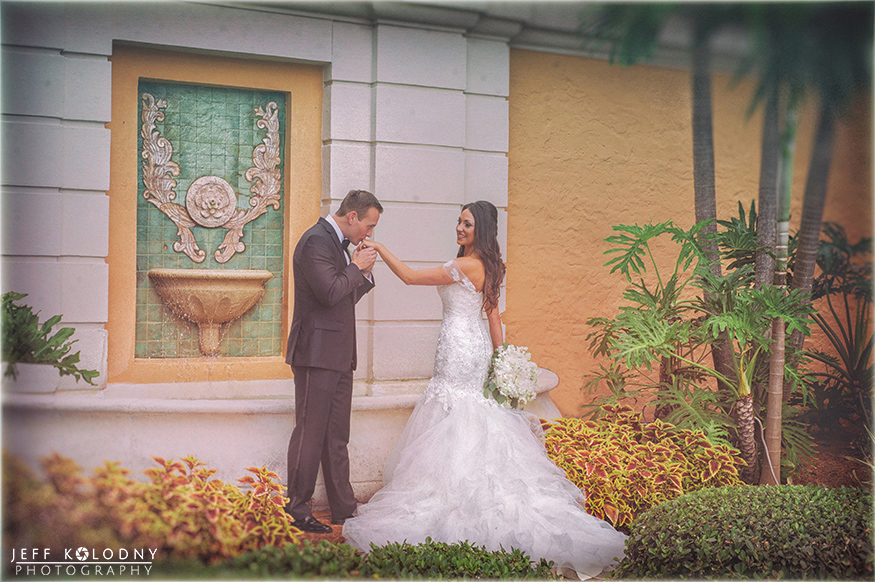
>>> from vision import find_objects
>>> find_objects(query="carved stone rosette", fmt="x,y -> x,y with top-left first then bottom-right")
139,93 -> 282,263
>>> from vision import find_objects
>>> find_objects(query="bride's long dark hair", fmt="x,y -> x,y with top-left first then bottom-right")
457,200 -> 506,312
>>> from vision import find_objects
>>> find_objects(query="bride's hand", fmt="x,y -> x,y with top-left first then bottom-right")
361,240 -> 385,254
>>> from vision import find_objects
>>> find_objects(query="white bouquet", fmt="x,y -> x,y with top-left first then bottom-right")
483,343 -> 539,409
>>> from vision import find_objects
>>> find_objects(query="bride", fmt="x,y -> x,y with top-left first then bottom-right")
342,201 -> 627,578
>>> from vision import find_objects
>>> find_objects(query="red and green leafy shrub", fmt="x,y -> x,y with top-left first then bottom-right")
4,452 -> 123,554
3,452 -> 300,565
543,405 -> 744,531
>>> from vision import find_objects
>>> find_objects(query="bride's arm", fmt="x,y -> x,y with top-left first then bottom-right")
486,305 -> 503,350
364,241 -> 453,286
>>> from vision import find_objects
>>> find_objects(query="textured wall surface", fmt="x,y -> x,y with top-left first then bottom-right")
506,49 -> 872,416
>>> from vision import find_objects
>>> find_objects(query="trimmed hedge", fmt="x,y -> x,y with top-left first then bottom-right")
363,539 -> 558,579
152,539 -> 561,580
613,484 -> 874,580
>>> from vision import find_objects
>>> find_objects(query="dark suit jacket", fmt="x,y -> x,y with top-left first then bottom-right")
285,217 -> 374,372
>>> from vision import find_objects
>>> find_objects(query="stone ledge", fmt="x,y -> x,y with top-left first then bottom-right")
2,368 -> 555,417
1,393 -> 421,415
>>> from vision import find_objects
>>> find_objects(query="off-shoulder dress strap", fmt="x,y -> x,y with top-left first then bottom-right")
442,259 -> 478,293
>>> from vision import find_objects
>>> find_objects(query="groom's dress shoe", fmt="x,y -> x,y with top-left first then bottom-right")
292,516 -> 333,534
331,517 -> 349,525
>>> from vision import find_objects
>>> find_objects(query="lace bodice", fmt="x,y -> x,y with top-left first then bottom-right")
422,260 -> 495,410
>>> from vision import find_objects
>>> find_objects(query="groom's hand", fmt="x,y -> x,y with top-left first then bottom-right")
352,245 -> 377,273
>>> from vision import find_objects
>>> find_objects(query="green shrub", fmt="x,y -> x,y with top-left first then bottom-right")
543,405 -> 744,531
153,540 -> 366,579
613,484 -> 874,580
362,538 -> 559,579
2,291 -> 99,384
152,539 -> 560,580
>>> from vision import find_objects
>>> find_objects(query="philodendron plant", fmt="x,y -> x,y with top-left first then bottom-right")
1,291 -> 99,385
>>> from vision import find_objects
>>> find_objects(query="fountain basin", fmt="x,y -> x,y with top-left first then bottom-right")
148,268 -> 273,356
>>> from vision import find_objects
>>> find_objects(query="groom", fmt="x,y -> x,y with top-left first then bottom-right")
285,189 -> 382,533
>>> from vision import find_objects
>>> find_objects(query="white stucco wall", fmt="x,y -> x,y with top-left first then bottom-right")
1,1 -> 511,390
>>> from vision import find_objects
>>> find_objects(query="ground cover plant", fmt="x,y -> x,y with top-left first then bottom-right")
613,484 -> 874,580
543,405 -> 743,532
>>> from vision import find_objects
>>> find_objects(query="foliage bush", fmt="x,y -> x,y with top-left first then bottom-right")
6,451 -> 559,580
2,291 -> 99,384
3,452 -> 300,566
583,216 -> 817,481
543,405 -> 743,532
152,540 -> 366,579
152,539 -> 559,580
613,484 -> 874,580
801,222 -> 872,432
362,539 -> 558,580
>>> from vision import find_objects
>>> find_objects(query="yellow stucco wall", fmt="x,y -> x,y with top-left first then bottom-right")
106,45 -> 322,383
506,49 -> 872,416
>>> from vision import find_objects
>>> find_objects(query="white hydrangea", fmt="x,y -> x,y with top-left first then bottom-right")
483,344 -> 539,409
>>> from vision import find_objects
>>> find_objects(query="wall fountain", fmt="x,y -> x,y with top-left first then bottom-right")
148,268 -> 273,356
137,83 -> 285,359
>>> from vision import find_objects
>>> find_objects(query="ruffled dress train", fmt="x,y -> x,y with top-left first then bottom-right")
342,261 -> 626,578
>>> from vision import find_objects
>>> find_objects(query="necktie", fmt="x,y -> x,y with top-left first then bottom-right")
342,239 -> 351,251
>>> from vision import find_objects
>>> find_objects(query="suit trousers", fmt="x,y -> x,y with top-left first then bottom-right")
286,366 -> 358,522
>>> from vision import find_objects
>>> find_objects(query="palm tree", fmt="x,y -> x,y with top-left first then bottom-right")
740,3 -> 806,483
708,2 -> 870,482
786,3 -> 872,360
742,4 -> 872,421
689,8 -> 740,397
582,3 -> 756,478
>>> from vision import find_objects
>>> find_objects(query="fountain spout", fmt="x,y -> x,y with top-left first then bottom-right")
148,268 -> 273,356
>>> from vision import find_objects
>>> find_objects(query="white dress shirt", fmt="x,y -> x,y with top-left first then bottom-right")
326,214 -> 373,282
325,214 -> 349,264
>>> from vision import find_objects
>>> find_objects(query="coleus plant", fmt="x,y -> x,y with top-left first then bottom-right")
543,405 -> 743,531
6,452 -> 300,565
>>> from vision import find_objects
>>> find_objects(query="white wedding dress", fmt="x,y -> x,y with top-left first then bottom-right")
342,260 -> 627,578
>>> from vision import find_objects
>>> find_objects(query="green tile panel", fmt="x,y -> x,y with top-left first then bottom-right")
135,80 -> 286,359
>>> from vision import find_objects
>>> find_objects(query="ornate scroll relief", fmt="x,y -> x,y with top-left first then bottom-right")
140,93 -> 204,262
139,93 -> 282,264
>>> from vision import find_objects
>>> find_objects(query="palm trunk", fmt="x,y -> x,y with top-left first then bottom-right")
736,352 -> 760,483
755,88 -> 780,290
692,40 -> 718,241
739,87 -> 781,483
762,317 -> 785,485
761,93 -> 798,485
737,394 -> 759,483
691,33 -> 737,393
787,107 -> 837,356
